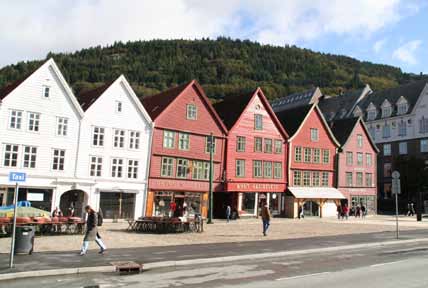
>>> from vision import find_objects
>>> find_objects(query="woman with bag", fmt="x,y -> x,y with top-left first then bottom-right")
80,205 -> 107,256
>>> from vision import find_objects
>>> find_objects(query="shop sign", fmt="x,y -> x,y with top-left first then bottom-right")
227,182 -> 286,192
149,178 -> 210,192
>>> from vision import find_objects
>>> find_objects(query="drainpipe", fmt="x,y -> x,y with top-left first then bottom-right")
142,122 -> 155,217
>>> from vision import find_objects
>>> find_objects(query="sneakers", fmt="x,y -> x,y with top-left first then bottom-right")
79,251 -> 86,256
99,248 -> 106,254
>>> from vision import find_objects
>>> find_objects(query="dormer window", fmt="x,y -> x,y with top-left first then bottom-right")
381,100 -> 392,118
397,98 -> 408,115
116,101 -> 122,113
186,104 -> 197,120
367,109 -> 377,121
353,106 -> 362,117
43,86 -> 50,98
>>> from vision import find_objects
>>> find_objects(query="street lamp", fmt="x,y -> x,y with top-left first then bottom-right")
207,133 -> 215,224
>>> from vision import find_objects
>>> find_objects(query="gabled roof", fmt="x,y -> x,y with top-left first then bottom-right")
329,117 -> 379,152
214,87 -> 288,138
276,103 -> 340,146
271,87 -> 321,112
77,80 -> 116,111
142,80 -> 227,133
358,80 -> 427,120
0,63 -> 44,101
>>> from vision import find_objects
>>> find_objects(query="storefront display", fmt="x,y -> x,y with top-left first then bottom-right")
99,192 -> 136,219
153,191 -> 202,217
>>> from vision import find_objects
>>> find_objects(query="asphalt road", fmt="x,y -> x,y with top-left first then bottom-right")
4,238 -> 428,288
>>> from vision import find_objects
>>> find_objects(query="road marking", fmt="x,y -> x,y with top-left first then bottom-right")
152,250 -> 177,255
276,272 -> 331,281
370,260 -> 408,267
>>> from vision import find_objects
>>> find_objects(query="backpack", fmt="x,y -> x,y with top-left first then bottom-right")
97,210 -> 103,226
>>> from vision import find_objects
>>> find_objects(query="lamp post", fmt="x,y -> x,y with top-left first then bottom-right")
207,133 -> 215,224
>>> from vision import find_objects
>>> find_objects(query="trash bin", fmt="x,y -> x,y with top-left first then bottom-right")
14,226 -> 35,254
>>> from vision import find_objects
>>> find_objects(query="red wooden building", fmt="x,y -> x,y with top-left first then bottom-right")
330,117 -> 379,214
214,88 -> 288,217
276,104 -> 343,218
142,80 -> 227,218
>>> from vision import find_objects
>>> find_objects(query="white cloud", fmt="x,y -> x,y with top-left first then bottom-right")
373,39 -> 387,53
392,40 -> 422,65
0,0 -> 422,67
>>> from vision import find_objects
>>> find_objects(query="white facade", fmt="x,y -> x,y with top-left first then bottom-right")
75,75 -> 153,219
0,59 -> 84,212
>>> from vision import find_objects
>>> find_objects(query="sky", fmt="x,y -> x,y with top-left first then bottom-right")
0,0 -> 427,74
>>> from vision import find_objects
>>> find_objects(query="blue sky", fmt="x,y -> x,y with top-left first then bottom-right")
0,0 -> 426,74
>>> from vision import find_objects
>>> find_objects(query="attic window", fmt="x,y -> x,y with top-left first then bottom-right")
116,101 -> 122,113
367,109 -> 377,121
381,104 -> 392,118
397,102 -> 408,115
186,104 -> 197,120
43,86 -> 50,98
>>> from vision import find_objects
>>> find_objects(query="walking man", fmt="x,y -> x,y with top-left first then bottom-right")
226,205 -> 231,223
261,204 -> 271,236
80,205 -> 107,256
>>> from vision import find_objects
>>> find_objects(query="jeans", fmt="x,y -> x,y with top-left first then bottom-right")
262,219 -> 270,235
226,214 -> 230,223
81,236 -> 106,253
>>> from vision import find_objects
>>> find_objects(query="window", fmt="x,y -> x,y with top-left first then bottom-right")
264,161 -> 272,178
163,130 -> 175,148
161,157 -> 174,177
92,127 -> 105,147
384,163 -> 392,177
421,139 -> 428,153
295,146 -> 302,162
23,146 -> 37,168
254,137 -> 263,152
383,144 -> 391,156
205,136 -> 216,153
310,128 -> 319,141
176,159 -> 189,178
186,104 -> 197,120
322,172 -> 329,186
357,134 -> 363,148
52,149 -> 65,171
313,148 -> 320,163
366,153 -> 373,167
116,101 -> 122,113
346,152 -> 353,165
293,171 -> 302,186
369,126 -> 376,139
382,106 -> 392,118
113,129 -> 126,148
236,160 -> 246,177
399,142 -> 407,155
356,172 -> 363,186
420,117 -> 428,134
357,153 -> 363,166
27,112 -> 40,132
367,109 -> 377,121
253,160 -> 262,178
254,114 -> 263,130
111,158 -> 124,178
366,173 -> 373,187
9,110 -> 22,129
43,86 -> 50,98
274,162 -> 282,179
127,160 -> 139,179
397,102 -> 408,115
129,131 -> 140,149
3,144 -> 19,167
303,171 -> 311,186
322,149 -> 330,164
398,121 -> 407,136
346,172 -> 353,187
57,117 -> 68,136
178,133 -> 190,150
236,136 -> 246,152
382,124 -> 391,138
264,138 -> 273,153
304,148 -> 311,163
90,156 -> 102,177
274,140 -> 282,154
312,171 -> 320,186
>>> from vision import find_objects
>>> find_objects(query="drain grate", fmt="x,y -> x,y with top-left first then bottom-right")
111,261 -> 143,274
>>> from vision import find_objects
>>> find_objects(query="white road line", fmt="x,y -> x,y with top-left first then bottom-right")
152,250 -> 177,255
370,260 -> 408,267
276,272 -> 331,281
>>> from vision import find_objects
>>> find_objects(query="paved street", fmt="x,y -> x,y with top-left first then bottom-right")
4,235 -> 428,288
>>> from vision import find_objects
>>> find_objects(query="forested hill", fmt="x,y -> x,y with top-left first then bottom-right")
0,38 -> 426,100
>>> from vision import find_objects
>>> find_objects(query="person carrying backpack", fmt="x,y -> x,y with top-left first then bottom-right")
80,205 -> 107,255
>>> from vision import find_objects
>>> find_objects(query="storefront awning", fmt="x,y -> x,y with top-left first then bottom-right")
288,187 -> 346,199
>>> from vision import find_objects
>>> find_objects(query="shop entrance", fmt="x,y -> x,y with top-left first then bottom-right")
100,192 -> 136,219
153,191 -> 202,217
303,201 -> 319,217
60,190 -> 88,217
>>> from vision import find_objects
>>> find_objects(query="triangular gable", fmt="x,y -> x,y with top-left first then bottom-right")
342,117 -> 379,153
381,98 -> 391,108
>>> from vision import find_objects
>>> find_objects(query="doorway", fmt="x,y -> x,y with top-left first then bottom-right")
99,192 -> 136,219
60,190 -> 88,218
303,201 -> 319,217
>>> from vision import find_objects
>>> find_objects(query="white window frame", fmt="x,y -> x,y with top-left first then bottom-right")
383,144 -> 391,156
236,136 -> 246,152
43,86 -> 50,98
236,159 -> 245,177
56,117 -> 68,136
52,149 -> 65,171
9,110 -> 23,130
312,171 -> 320,186
274,162 -> 282,179
366,153 -> 372,167
116,101 -> 123,113
23,146 -> 37,168
129,131 -> 140,149
111,158 -> 124,178
89,156 -> 103,177
398,121 -> 407,137
313,148 -> 320,163
295,146 -> 302,162
254,137 -> 263,152
253,160 -> 262,178
293,170 -> 302,186
322,149 -> 330,164
346,152 -> 353,166
27,112 -> 40,132
357,152 -> 363,166
322,172 -> 329,186
357,134 -> 363,148
178,132 -> 190,151
356,172 -> 363,187
310,128 -> 319,142
113,129 -> 126,148
186,104 -> 197,120
92,127 -> 105,147
264,161 -> 272,179
163,130 -> 175,149
161,157 -> 174,177
127,159 -> 139,179
176,158 -> 189,179
274,139 -> 282,154
3,144 -> 19,167
254,114 -> 263,130
346,172 -> 353,187
303,171 -> 311,186
304,148 -> 311,163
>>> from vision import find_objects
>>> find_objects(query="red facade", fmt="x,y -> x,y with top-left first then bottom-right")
215,88 -> 288,216
143,81 -> 227,218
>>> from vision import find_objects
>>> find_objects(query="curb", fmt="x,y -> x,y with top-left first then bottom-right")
2,237 -> 428,281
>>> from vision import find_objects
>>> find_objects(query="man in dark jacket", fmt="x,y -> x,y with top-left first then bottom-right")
80,205 -> 107,255
261,204 -> 271,236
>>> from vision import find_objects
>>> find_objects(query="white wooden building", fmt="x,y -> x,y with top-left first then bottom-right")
75,75 -> 153,219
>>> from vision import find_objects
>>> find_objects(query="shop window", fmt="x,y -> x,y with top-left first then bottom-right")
254,137 -> 263,152
242,193 -> 256,214
253,160 -> 262,178
264,138 -> 272,153
384,183 -> 392,199
421,139 -> 428,153
236,136 -> 246,152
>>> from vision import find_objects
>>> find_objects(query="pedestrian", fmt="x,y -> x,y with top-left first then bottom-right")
410,202 -> 415,216
355,205 -> 361,218
342,204 -> 349,220
337,205 -> 342,220
361,205 -> 366,218
51,207 -> 63,218
80,205 -> 107,256
261,204 -> 271,236
226,205 -> 231,223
